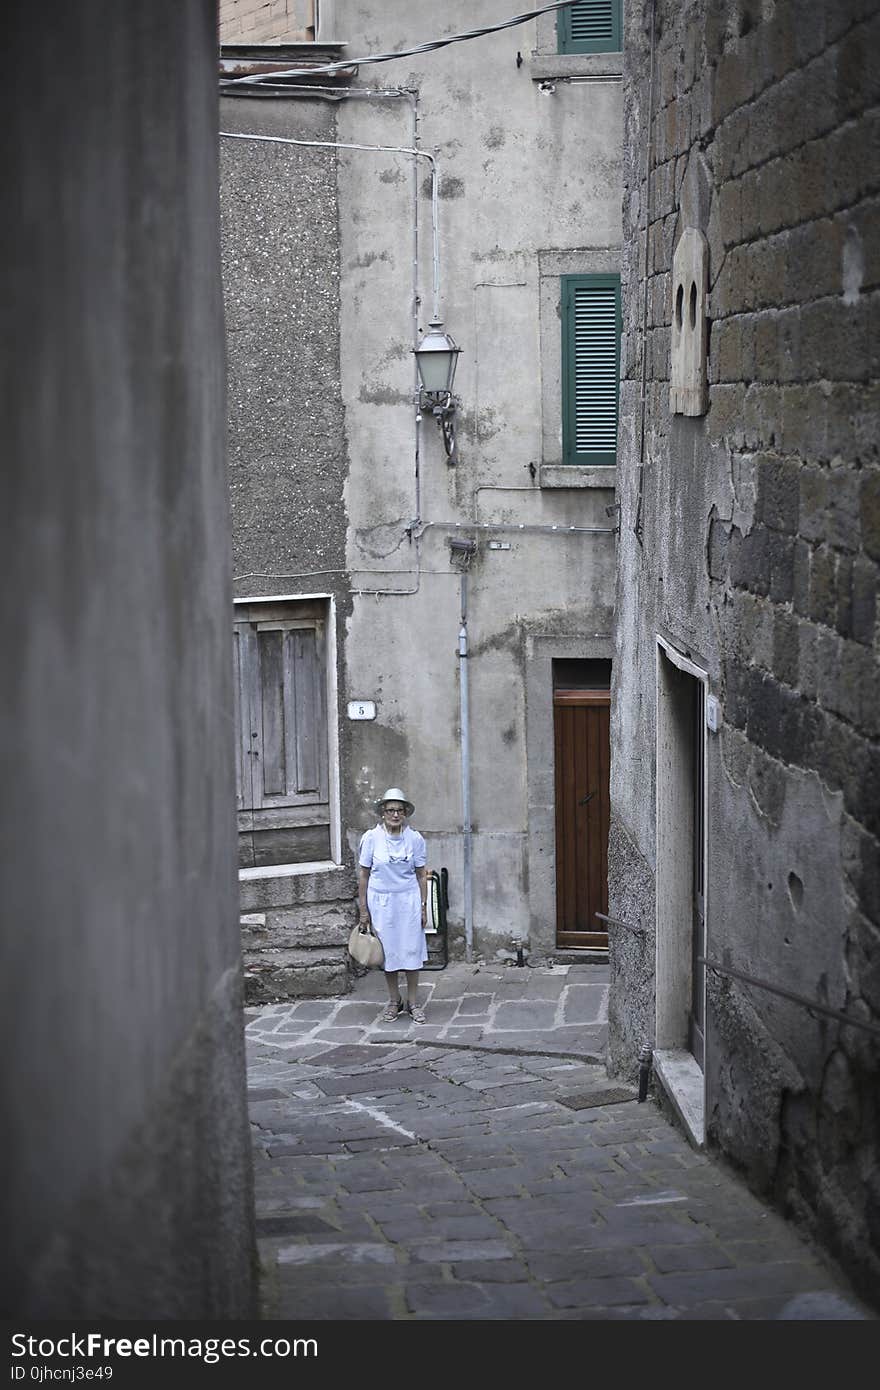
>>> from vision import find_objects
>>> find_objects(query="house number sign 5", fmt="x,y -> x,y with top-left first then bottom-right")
347,700 -> 377,721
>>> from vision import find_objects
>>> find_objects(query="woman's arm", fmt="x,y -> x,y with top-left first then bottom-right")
358,865 -> 371,925
416,865 -> 428,929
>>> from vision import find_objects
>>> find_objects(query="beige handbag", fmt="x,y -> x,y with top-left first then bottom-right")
348,922 -> 385,969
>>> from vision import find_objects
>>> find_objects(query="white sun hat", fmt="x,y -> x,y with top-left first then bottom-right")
375,787 -> 415,816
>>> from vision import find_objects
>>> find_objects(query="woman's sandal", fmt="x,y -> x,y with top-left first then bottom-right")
407,1003 -> 426,1024
380,998 -> 404,1022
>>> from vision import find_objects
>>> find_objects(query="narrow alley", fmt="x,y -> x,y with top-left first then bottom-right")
245,963 -> 873,1321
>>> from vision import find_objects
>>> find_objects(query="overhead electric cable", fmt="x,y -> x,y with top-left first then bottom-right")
221,0 -> 585,85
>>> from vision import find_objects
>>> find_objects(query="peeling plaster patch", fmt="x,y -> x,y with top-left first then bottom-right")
358,384 -> 410,406
472,246 -> 515,263
350,250 -> 390,268
485,125 -> 506,149
353,521 -> 408,559
378,166 -> 405,185
842,224 -> 864,305
422,174 -> 465,199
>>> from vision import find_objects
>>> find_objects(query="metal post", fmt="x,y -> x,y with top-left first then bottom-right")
459,574 -> 473,962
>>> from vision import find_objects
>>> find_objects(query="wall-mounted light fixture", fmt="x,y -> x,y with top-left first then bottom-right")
414,318 -> 460,461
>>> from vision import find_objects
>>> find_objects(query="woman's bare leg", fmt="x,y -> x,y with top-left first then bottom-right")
405,970 -> 420,1009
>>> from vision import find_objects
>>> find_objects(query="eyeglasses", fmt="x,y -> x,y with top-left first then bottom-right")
383,807 -> 405,815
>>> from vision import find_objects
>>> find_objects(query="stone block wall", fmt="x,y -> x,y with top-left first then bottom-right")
612,0 -> 879,1304
239,868 -> 358,1000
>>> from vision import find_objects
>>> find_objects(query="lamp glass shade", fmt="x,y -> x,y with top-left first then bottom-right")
414,320 -> 460,395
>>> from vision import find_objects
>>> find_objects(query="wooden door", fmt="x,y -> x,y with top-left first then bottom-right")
554,690 -> 610,947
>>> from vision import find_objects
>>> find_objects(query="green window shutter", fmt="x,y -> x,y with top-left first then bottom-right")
558,0 -> 621,54
562,274 -> 620,466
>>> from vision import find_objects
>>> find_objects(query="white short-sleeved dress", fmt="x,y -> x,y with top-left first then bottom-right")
359,824 -> 427,971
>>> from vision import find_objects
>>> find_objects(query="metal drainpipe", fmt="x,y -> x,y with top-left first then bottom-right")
459,573 -> 473,963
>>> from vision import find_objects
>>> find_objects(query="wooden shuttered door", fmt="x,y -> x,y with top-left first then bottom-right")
234,601 -> 331,869
558,0 -> 621,54
562,273 -> 621,466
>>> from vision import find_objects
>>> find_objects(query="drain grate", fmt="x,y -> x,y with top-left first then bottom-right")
557,1087 -> 637,1110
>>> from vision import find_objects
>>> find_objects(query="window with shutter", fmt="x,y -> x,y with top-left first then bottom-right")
557,0 -> 622,54
234,599 -> 332,869
561,273 -> 621,466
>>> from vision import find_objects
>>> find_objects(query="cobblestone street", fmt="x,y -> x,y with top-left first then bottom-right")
245,964 -> 874,1321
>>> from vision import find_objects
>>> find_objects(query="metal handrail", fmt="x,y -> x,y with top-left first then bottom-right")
699,956 -> 880,1040
594,914 -> 880,1039
595,912 -> 645,935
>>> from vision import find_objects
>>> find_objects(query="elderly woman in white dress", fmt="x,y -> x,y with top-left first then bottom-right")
357,788 -> 428,1023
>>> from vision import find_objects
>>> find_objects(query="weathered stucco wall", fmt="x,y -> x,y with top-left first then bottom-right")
220,0 -> 623,981
610,0 -> 879,1306
221,98 -> 358,997
2,0 -> 256,1317
336,1 -> 622,959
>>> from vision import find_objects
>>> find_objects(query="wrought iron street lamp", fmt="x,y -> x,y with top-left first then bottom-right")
414,318 -> 460,460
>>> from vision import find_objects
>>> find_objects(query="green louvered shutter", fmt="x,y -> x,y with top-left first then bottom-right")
562,274 -> 620,466
558,0 -> 622,54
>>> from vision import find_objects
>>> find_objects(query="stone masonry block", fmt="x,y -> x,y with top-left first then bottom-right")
742,384 -> 783,452
836,553 -> 854,638
793,538 -> 812,616
793,0 -> 829,65
746,669 -> 822,768
849,200 -> 880,294
781,384 -> 828,461
826,465 -> 862,551
715,317 -> 742,383
790,140 -> 829,224
768,531 -> 795,604
799,466 -> 829,542
856,467 -> 878,553
707,383 -> 746,445
850,556 -> 877,645
719,178 -> 743,248
763,4 -> 797,87
750,311 -> 775,382
242,904 -> 353,952
839,640 -> 880,738
772,609 -> 800,686
836,14 -> 880,123
816,628 -> 844,714
809,545 -> 838,626
240,869 -> 356,913
757,455 -> 800,532
784,219 -> 845,306
773,67 -> 809,155
826,111 -> 880,214
796,619 -> 821,701
722,659 -> 749,732
861,743 -> 880,839
731,526 -> 771,596
799,46 -> 839,146
712,48 -> 755,127
747,87 -> 783,171
777,305 -> 802,383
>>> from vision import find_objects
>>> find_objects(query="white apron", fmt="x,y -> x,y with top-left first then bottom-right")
359,824 -> 427,971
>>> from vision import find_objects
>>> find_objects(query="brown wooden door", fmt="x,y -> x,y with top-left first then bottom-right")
554,691 -> 610,948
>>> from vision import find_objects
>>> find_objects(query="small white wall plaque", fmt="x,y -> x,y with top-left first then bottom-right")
347,700 -> 377,721
706,694 -> 720,733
